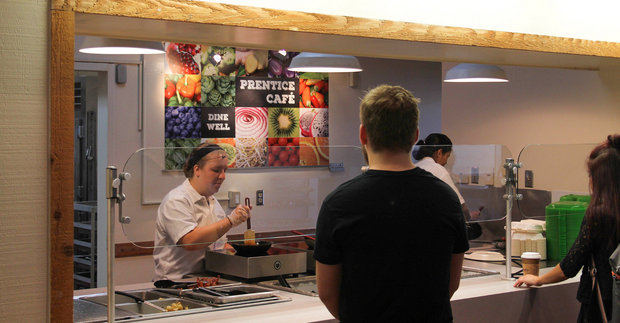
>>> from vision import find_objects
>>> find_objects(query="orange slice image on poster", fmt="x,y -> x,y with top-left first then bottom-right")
299,138 -> 320,166
315,137 -> 329,165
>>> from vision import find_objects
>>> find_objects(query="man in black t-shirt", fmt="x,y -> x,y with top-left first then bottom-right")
314,85 -> 469,322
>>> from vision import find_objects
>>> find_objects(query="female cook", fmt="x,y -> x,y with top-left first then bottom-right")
413,133 -> 482,239
153,143 -> 251,280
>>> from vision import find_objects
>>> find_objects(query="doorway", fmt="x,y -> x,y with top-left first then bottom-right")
73,63 -> 112,289
73,71 -> 99,289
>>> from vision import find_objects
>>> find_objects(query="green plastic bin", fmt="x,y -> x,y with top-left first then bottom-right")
545,198 -> 589,262
559,194 -> 591,204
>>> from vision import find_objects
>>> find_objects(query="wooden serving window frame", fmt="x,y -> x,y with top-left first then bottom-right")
50,1 -> 620,321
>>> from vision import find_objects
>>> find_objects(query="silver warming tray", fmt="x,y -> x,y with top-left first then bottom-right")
259,275 -> 318,297
183,284 -> 278,304
74,285 -> 291,322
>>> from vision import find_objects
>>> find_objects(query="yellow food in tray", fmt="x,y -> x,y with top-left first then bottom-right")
165,301 -> 189,312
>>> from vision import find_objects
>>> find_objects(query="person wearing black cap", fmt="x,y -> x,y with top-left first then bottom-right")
413,133 -> 482,240
153,143 -> 251,280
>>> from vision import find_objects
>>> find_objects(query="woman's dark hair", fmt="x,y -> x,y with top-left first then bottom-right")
182,143 -> 224,178
412,133 -> 453,160
585,134 -> 620,248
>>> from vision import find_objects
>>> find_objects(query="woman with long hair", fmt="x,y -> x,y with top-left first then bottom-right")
515,134 -> 620,322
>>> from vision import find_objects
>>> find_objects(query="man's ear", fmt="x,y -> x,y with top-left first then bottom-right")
414,127 -> 419,143
359,124 -> 368,145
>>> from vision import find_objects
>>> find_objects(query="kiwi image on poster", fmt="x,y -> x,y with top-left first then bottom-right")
268,107 -> 300,138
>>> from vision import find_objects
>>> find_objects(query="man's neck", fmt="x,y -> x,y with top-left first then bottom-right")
366,148 -> 416,172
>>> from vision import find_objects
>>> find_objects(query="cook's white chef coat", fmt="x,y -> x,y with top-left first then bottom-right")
153,179 -> 227,281
415,157 -> 465,205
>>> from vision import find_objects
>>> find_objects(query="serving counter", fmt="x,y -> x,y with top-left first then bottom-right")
74,259 -> 581,323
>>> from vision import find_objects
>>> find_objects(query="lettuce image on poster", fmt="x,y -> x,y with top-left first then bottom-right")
164,138 -> 201,170
235,107 -> 268,138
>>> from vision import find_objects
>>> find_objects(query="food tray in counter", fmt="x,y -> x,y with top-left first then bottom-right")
258,275 -> 318,297
183,284 -> 278,304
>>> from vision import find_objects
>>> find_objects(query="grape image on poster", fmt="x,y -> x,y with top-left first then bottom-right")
165,106 -> 201,139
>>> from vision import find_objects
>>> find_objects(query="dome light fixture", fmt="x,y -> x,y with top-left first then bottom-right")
444,63 -> 508,83
78,37 -> 165,55
289,52 -> 362,73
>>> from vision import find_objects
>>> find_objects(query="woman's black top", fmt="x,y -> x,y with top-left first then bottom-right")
559,218 -> 615,319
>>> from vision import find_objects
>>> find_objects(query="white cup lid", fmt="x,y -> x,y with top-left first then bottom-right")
521,252 -> 541,259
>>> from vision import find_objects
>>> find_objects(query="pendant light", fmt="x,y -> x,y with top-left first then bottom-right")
288,52 -> 362,73
78,37 -> 165,55
444,63 -> 508,83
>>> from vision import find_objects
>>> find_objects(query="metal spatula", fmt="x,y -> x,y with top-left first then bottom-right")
243,197 -> 255,245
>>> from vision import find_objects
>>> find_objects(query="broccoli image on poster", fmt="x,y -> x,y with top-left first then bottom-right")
201,76 -> 236,107
201,46 -> 236,76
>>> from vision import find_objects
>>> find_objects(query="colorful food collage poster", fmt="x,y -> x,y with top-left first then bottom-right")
164,44 -> 329,170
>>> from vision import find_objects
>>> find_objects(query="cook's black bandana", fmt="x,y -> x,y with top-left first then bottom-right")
187,144 -> 225,169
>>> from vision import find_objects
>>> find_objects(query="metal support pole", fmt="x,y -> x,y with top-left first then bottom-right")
106,166 -> 118,322
502,158 -> 522,280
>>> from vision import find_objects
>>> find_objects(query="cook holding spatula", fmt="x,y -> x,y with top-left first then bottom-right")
153,143 -> 252,281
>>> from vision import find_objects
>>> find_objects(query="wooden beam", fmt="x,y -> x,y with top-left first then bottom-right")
55,0 -> 620,59
50,8 -> 75,323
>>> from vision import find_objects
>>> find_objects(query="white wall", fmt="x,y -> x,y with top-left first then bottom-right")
442,63 -> 620,192
0,0 -> 49,322
442,64 -> 620,153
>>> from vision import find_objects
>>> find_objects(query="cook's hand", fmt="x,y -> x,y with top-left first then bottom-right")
469,210 -> 481,221
514,274 -> 541,287
228,205 -> 251,226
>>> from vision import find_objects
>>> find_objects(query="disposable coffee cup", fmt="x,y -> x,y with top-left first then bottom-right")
521,252 -> 541,276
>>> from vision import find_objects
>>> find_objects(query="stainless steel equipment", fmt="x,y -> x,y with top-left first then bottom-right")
259,275 -> 319,297
272,241 -> 315,273
204,246 -> 306,279
74,285 -> 291,322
